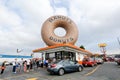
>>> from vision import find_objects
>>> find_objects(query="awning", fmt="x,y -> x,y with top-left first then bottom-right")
33,44 -> 93,55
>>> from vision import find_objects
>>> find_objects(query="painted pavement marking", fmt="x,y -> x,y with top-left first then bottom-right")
26,78 -> 38,80
84,65 -> 101,76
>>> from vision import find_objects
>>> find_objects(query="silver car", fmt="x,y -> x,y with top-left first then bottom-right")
47,60 -> 83,76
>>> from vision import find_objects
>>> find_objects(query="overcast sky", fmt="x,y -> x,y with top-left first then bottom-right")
0,0 -> 120,56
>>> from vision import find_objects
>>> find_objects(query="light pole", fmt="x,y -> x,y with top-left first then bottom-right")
17,49 -> 23,53
16,49 -> 23,59
98,43 -> 107,61
31,53 -> 34,58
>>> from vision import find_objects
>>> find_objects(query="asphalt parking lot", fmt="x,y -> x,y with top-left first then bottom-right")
0,65 -> 98,80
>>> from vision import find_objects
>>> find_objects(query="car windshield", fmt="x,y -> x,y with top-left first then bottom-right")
53,60 -> 70,64
89,58 -> 94,61
51,60 -> 62,64
115,55 -> 120,58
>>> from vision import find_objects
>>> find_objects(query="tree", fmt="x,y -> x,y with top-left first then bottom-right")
80,45 -> 85,50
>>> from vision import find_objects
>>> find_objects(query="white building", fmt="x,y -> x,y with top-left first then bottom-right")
33,44 -> 93,65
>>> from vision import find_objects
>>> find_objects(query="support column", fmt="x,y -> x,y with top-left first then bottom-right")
60,51 -> 63,60
55,52 -> 57,60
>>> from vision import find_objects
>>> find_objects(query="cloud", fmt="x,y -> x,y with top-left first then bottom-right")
0,0 -> 120,55
67,0 -> 120,54
0,0 -> 54,55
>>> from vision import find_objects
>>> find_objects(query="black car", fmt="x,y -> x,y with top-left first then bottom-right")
47,60 -> 83,76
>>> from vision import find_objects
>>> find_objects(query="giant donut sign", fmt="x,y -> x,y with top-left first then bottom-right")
41,15 -> 78,46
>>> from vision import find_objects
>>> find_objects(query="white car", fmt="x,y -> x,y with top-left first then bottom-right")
96,58 -> 104,64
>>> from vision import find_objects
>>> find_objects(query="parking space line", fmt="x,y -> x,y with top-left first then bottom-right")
3,72 -> 40,80
84,65 -> 101,76
26,78 -> 38,80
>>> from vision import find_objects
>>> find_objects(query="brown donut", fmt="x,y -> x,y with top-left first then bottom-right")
41,15 -> 78,46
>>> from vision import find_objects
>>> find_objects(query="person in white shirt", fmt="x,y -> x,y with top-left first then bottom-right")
12,59 -> 17,73
26,59 -> 30,72
18,58 -> 24,72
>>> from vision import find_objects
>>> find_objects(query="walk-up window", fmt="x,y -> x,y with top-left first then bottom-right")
45,51 -> 76,61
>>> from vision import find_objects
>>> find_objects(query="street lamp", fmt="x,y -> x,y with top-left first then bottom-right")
31,53 -> 34,58
16,49 -> 23,59
98,43 -> 107,61
17,49 -> 23,53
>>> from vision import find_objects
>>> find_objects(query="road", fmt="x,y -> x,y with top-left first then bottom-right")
0,65 -> 97,80
0,62 -> 120,80
90,62 -> 120,80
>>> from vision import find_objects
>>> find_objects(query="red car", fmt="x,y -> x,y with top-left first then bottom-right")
82,58 -> 97,67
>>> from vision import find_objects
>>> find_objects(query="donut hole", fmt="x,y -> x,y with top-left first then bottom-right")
54,27 -> 66,37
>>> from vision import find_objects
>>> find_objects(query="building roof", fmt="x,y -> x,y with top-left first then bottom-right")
33,44 -> 93,55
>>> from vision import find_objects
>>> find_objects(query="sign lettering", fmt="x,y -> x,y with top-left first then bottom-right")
49,16 -> 72,24
49,36 -> 74,43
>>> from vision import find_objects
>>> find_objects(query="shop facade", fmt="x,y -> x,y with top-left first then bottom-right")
33,44 -> 92,64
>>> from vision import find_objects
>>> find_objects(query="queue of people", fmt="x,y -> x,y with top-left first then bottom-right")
0,58 -> 56,75
12,59 -> 35,73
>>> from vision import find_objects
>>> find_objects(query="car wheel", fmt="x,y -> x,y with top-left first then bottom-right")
58,68 -> 65,76
78,66 -> 82,72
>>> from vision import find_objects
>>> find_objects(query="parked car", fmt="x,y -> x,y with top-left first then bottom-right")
106,57 -> 114,62
82,58 -> 97,67
96,58 -> 104,64
47,60 -> 83,76
114,55 -> 120,65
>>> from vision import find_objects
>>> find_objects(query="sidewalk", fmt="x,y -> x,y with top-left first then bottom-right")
0,65 -> 47,80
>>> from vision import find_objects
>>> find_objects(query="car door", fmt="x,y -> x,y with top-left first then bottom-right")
63,60 -> 72,72
69,60 -> 78,71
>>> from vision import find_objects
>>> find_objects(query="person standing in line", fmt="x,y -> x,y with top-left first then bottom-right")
45,59 -> 48,68
0,61 -> 6,74
16,63 -> 20,73
30,59 -> 33,71
12,59 -> 17,73
36,59 -> 39,68
26,59 -> 30,72
32,59 -> 36,70
43,59 -> 46,67
23,60 -> 27,72
19,58 -> 24,72
40,59 -> 43,68
52,57 -> 56,63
